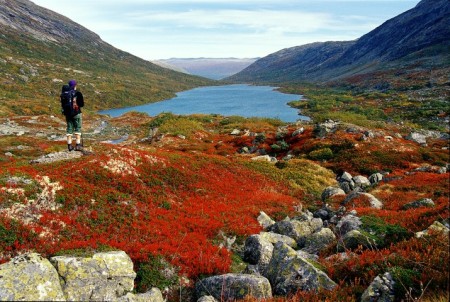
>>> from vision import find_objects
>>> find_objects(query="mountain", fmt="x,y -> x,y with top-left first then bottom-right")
153,58 -> 258,80
0,0 -> 213,116
228,0 -> 450,86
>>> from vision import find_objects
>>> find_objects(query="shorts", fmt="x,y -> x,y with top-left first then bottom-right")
66,113 -> 82,135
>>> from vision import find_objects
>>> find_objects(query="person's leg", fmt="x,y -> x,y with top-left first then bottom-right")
73,114 -> 83,151
66,116 -> 74,151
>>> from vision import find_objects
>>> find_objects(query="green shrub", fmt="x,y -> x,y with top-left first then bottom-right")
361,216 -> 412,248
135,256 -> 179,293
390,267 -> 421,300
308,148 -> 334,161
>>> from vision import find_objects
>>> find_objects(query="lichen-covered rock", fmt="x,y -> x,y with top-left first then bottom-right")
361,272 -> 395,302
268,217 -> 322,247
321,186 -> 346,201
257,211 -> 275,230
337,229 -> 377,251
336,214 -> 362,236
51,251 -> 136,301
116,288 -> 164,302
360,193 -> 383,209
243,234 -> 274,275
303,228 -> 336,254
194,273 -> 272,301
368,173 -> 383,184
266,242 -> 337,295
259,231 -> 297,249
405,132 -> 427,145
0,253 -> 65,301
402,198 -> 435,210
352,175 -> 371,188
415,220 -> 449,238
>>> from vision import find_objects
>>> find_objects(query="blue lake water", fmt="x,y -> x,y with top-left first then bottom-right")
99,84 -> 309,122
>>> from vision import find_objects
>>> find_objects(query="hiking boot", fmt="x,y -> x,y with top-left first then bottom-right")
75,144 -> 83,151
68,144 -> 74,152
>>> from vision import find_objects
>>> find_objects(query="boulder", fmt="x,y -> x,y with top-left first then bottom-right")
368,173 -> 383,184
336,214 -> 362,236
314,120 -> 339,138
0,253 -> 65,301
243,234 -> 274,275
257,211 -> 275,230
292,127 -> 304,137
117,288 -> 164,302
194,273 -> 272,301
266,242 -> 337,295
402,198 -> 435,210
321,186 -> 346,201
197,296 -> 218,302
352,175 -> 371,188
405,132 -> 427,145
268,217 -> 322,247
415,221 -> 449,238
50,251 -> 136,301
337,229 -> 377,251
360,193 -> 383,209
338,171 -> 353,183
259,231 -> 298,249
361,272 -> 395,302
303,228 -> 336,254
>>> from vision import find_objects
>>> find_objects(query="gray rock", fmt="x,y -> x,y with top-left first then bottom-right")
303,228 -> 336,254
336,214 -> 362,236
259,231 -> 297,249
314,120 -> 339,138
230,129 -> 241,135
338,172 -> 353,183
343,191 -> 383,209
361,272 -> 395,302
195,273 -> 272,301
339,181 -> 355,193
51,251 -> 136,301
402,198 -> 435,210
337,229 -> 377,251
292,127 -> 304,137
405,132 -> 427,145
321,186 -> 346,201
266,242 -> 337,295
0,253 -> 65,301
257,211 -> 275,230
243,234 -> 274,275
368,173 -> 383,184
197,296 -> 218,302
415,221 -> 449,238
268,216 -> 322,247
117,288 -> 164,302
352,175 -> 371,188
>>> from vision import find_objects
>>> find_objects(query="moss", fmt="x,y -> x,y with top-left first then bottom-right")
135,255 -> 179,293
361,216 -> 413,248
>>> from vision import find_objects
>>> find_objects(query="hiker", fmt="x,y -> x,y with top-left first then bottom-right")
61,79 -> 84,151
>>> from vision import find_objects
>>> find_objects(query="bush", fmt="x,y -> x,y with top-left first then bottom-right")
361,215 -> 412,248
135,255 -> 179,293
308,147 -> 334,161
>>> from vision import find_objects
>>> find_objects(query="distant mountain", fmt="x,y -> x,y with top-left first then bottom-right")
0,0 -> 212,116
228,0 -> 450,86
154,58 -> 258,80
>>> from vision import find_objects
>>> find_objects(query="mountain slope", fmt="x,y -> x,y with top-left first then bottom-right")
153,58 -> 258,80
0,0 -> 213,116
228,0 -> 450,85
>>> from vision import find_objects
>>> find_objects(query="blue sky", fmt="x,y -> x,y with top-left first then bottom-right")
31,0 -> 420,60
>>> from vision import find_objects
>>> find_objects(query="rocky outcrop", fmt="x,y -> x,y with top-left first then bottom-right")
402,198 -> 435,210
266,242 -> 337,295
0,251 -> 163,302
361,272 -> 395,302
194,273 -> 272,301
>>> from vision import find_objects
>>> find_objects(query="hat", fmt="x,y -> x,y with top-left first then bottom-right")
68,80 -> 77,87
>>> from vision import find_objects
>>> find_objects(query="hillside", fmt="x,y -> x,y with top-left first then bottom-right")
228,0 -> 450,87
0,0 -> 213,116
153,58 -> 257,80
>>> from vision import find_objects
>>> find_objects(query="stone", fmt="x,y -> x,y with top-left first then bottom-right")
360,193 -> 383,209
117,288 -> 164,302
337,229 -> 377,251
243,234 -> 274,275
402,198 -> 435,210
257,211 -> 275,230
0,253 -> 65,301
352,175 -> 371,188
321,186 -> 346,201
314,120 -> 339,138
230,129 -> 241,135
405,132 -> 427,145
266,242 -> 337,295
368,173 -> 383,184
303,228 -> 336,254
336,214 -> 362,236
292,127 -> 304,137
361,272 -> 395,302
268,217 -> 322,248
50,251 -> 136,301
259,231 -> 298,249
194,273 -> 272,301
251,155 -> 277,163
415,221 -> 449,238
197,296 -> 218,302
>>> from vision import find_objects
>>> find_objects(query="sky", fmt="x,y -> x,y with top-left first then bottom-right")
31,0 -> 421,60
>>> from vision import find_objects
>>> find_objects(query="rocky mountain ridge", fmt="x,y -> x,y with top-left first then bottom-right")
228,0 -> 450,86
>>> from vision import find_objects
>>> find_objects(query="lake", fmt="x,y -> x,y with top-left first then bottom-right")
99,84 -> 309,122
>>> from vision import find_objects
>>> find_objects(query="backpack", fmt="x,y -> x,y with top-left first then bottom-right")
60,84 -> 76,116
